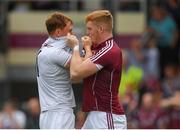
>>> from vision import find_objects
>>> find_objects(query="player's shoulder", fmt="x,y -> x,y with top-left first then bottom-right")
105,39 -> 120,53
99,38 -> 114,52
104,38 -> 120,49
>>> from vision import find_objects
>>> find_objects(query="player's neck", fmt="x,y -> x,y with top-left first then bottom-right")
50,30 -> 66,39
96,33 -> 113,45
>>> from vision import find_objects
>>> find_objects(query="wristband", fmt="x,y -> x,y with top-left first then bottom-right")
73,45 -> 79,51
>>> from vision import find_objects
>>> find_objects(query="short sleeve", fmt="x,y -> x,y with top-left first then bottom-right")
49,48 -> 71,67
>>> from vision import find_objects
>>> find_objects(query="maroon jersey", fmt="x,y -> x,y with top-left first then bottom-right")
167,108 -> 180,128
82,37 -> 124,115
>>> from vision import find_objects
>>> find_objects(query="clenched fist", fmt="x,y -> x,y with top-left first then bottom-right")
81,36 -> 92,49
67,33 -> 79,48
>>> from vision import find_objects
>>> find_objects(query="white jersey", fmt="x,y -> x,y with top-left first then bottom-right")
36,36 -> 75,112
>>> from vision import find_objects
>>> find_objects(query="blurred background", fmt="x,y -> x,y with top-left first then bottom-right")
0,0 -> 180,129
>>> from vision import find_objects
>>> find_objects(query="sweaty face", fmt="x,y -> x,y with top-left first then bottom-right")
86,21 -> 99,44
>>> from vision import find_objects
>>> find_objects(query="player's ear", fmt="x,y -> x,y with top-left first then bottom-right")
98,25 -> 104,33
55,28 -> 62,35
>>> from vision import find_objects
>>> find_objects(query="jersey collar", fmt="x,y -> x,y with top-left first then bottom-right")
47,36 -> 68,48
92,37 -> 113,49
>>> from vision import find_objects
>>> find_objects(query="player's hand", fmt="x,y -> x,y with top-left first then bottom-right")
67,33 -> 79,48
81,36 -> 92,49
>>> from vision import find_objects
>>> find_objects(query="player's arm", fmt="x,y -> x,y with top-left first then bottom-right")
70,48 -> 98,81
50,47 -> 72,70
63,55 -> 82,83
67,35 -> 97,81
65,34 -> 79,69
81,36 -> 93,60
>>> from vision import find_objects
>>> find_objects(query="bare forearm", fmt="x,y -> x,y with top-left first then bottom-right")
70,36 -> 94,81
84,47 -> 92,60
81,36 -> 92,60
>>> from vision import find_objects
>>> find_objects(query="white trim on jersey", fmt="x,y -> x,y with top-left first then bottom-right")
95,64 -> 103,70
110,69 -> 115,113
64,55 -> 72,67
92,73 -> 98,110
90,39 -> 113,62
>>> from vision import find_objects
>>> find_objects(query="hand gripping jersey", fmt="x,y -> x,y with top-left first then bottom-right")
37,37 -> 75,112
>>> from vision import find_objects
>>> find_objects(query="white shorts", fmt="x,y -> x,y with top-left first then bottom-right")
82,111 -> 127,129
39,108 -> 75,129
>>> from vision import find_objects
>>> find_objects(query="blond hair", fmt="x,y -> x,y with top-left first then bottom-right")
85,10 -> 113,32
45,12 -> 73,35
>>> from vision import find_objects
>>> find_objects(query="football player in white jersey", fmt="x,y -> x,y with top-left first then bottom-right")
36,12 -> 77,129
